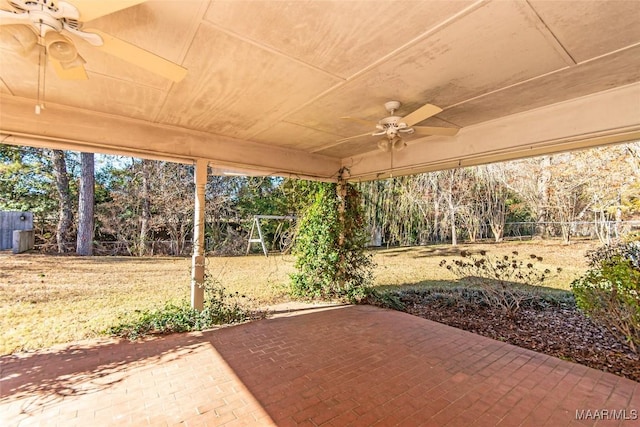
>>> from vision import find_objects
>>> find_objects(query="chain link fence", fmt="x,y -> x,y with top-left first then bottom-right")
504,221 -> 640,241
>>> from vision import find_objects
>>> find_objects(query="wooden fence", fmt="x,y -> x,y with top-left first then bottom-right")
0,211 -> 33,250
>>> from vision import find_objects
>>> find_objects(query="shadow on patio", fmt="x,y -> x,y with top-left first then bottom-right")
1,305 -> 638,426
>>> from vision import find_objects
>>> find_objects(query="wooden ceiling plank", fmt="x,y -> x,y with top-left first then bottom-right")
439,45 -> 640,128
286,0 -> 572,142
528,0 -> 640,63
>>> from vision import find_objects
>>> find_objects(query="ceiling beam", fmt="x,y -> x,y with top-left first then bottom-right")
343,83 -> 640,181
0,94 -> 342,181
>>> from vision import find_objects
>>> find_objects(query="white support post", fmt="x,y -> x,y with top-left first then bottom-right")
191,159 -> 207,310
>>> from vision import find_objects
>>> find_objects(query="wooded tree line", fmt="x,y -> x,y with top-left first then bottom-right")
358,143 -> 640,246
1,142 -> 638,255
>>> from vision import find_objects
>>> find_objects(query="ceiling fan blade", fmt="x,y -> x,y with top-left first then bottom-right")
70,0 -> 147,22
340,116 -> 378,127
0,9 -> 29,26
412,126 -> 459,137
400,103 -> 443,127
336,132 -> 374,143
50,57 -> 88,80
86,28 -> 187,82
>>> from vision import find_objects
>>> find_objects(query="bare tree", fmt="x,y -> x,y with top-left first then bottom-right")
440,169 -> 472,246
152,162 -> 194,255
503,156 -> 551,238
535,156 -> 552,238
425,173 -> 444,243
478,165 -> 510,242
579,144 -> 639,243
459,172 -> 484,243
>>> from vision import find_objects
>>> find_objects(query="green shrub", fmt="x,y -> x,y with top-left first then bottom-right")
440,251 -> 561,317
291,182 -> 374,301
362,288 -> 406,311
572,252 -> 640,353
108,281 -> 255,339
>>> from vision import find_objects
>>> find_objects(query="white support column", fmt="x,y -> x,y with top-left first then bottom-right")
191,159 -> 207,310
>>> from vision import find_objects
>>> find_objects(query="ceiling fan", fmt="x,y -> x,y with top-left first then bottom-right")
339,101 -> 459,152
0,0 -> 187,81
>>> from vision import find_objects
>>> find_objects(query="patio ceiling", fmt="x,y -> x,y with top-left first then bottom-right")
1,0 -> 639,181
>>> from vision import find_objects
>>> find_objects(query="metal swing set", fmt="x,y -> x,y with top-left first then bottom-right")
245,215 -> 296,257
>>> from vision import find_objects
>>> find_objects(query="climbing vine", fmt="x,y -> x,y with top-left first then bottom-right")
291,182 -> 374,300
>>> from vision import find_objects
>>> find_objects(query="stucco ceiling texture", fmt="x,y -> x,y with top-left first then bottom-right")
1,0 -> 639,181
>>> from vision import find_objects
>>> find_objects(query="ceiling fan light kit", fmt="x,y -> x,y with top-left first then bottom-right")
0,0 -> 187,84
391,136 -> 406,151
44,31 -> 76,61
341,100 -> 459,152
377,139 -> 389,151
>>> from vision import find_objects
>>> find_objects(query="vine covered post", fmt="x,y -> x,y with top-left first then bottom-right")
337,168 -> 348,288
337,168 -> 347,247
191,159 -> 207,310
291,170 -> 374,300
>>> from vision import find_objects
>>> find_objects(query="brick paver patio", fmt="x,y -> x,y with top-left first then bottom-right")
1,305 -> 638,426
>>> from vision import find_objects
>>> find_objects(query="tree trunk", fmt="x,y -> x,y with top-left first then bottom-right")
76,152 -> 95,256
51,150 -> 73,253
444,172 -> 458,246
535,156 -> 551,238
433,200 -> 440,242
490,223 -> 504,242
139,159 -> 152,256
450,208 -> 457,246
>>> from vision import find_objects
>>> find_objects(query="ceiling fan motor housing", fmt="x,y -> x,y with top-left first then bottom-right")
376,116 -> 413,138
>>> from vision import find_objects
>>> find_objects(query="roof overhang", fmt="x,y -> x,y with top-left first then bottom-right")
1,0 -> 638,181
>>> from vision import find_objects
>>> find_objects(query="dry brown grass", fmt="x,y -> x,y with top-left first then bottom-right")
0,254 -> 294,354
373,240 -> 594,291
0,240 -> 595,354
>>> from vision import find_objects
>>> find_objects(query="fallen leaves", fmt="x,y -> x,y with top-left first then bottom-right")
402,292 -> 640,382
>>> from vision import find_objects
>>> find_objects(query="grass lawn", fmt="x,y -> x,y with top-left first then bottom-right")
0,240 -> 596,354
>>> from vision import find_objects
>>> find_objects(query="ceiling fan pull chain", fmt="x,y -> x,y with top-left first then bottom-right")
41,46 -> 47,111
35,44 -> 45,114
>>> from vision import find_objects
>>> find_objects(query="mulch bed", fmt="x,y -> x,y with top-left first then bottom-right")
398,291 -> 640,382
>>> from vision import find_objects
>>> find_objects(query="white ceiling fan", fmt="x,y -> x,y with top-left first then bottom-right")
0,0 -> 187,81
339,101 -> 459,152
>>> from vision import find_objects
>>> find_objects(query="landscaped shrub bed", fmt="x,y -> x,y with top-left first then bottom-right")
369,287 -> 640,382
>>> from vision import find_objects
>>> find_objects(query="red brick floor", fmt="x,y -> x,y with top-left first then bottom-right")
1,305 -> 638,426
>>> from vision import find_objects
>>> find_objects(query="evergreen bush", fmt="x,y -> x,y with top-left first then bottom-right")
572,240 -> 640,353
